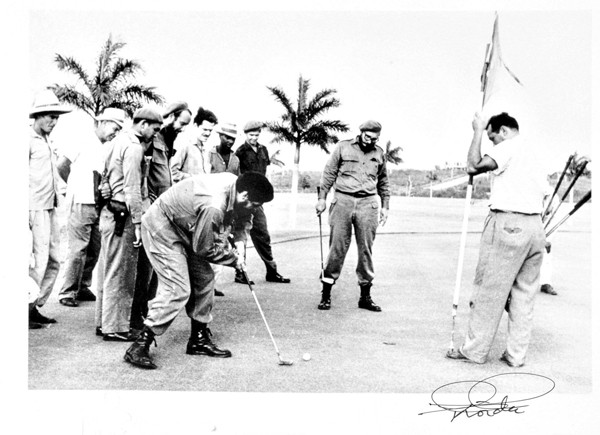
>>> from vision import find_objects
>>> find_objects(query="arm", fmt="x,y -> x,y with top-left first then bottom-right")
192,207 -> 238,266
122,144 -> 144,245
376,160 -> 390,226
56,155 -> 72,182
466,112 -> 498,175
316,144 -> 342,215
170,144 -> 190,183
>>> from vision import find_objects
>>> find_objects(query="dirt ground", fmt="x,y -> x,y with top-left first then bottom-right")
22,193 -> 596,434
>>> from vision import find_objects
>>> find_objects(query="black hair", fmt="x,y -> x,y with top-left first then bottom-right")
236,172 -> 274,203
193,107 -> 218,126
486,112 -> 519,133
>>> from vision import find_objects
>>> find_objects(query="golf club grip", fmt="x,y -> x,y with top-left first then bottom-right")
317,186 -> 321,196
560,161 -> 587,202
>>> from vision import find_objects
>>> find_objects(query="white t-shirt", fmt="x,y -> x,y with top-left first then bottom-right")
485,134 -> 546,214
62,128 -> 106,205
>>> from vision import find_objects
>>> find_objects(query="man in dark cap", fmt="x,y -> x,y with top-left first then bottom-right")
234,120 -> 290,285
124,172 -> 273,370
96,106 -> 163,341
315,120 -> 390,312
130,102 -> 192,332
28,89 -> 72,328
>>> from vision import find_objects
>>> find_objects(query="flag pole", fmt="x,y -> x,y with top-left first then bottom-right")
450,13 -> 496,352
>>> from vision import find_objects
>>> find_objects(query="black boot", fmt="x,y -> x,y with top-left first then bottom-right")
234,270 -> 254,285
30,304 -> 57,324
124,326 -> 157,369
318,282 -> 333,310
358,283 -> 382,312
29,303 -> 43,329
266,267 -> 291,283
186,320 -> 232,358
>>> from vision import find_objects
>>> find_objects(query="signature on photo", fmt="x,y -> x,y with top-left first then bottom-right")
419,373 -> 555,422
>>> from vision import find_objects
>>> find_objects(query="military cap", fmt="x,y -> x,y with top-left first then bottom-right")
236,172 -> 274,203
163,101 -> 189,118
243,120 -> 265,133
133,106 -> 164,124
359,120 -> 382,133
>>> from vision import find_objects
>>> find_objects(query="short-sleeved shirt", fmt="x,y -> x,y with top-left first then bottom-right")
209,146 -> 240,175
235,142 -> 270,175
29,127 -> 60,210
485,135 -> 546,214
319,136 -> 390,209
62,127 -> 105,205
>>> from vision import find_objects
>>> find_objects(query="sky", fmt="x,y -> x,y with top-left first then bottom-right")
25,2 -> 594,173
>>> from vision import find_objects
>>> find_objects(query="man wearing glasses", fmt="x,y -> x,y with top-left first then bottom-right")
315,121 -> 390,312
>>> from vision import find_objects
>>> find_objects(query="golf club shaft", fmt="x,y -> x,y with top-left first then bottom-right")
544,161 -> 588,229
317,186 -> 325,280
241,269 -> 283,357
542,154 -> 574,222
545,190 -> 591,238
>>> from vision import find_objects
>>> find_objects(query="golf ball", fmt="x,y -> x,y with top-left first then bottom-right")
303,353 -> 311,361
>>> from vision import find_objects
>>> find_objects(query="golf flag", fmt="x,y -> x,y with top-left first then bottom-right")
480,12 -> 522,109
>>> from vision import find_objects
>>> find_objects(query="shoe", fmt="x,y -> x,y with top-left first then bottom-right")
29,321 -> 43,329
77,289 -> 97,302
214,289 -> 225,297
124,327 -> 157,369
59,298 -> 79,307
30,307 -> 57,324
500,353 -> 524,368
234,272 -> 254,285
96,326 -> 103,337
103,331 -> 137,342
266,272 -> 291,283
318,297 -> 331,310
186,321 -> 232,358
358,296 -> 382,312
540,284 -> 557,295
445,349 -> 472,362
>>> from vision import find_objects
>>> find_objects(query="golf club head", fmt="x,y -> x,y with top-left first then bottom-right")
278,358 -> 294,366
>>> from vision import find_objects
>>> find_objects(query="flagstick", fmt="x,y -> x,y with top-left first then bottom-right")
450,175 -> 473,350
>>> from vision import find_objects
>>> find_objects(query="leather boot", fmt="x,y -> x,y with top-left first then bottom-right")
318,282 -> 333,310
186,320 -> 232,358
124,326 -> 157,369
358,283 -> 382,312
29,303 -> 43,329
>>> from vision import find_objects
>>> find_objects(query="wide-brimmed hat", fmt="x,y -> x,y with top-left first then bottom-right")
95,108 -> 127,129
216,123 -> 238,139
29,89 -> 72,118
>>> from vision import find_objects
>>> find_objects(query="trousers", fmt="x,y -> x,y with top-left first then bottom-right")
249,205 -> 277,273
323,192 -> 379,286
141,210 -> 215,336
97,206 -> 139,334
29,208 -> 61,307
58,203 -> 101,300
461,211 -> 545,366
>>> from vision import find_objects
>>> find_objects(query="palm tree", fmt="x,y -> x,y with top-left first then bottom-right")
51,34 -> 164,119
266,75 -> 349,195
384,140 -> 403,166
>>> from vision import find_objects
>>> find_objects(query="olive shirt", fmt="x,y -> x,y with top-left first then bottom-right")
319,136 -> 391,209
209,146 -> 240,175
235,142 -> 270,176
147,131 -> 173,200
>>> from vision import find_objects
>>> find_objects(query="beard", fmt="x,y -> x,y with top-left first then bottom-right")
161,125 -> 178,154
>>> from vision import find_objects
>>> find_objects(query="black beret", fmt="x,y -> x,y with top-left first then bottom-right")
236,172 -> 274,203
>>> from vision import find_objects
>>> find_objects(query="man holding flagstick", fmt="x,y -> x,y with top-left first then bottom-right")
446,111 -> 547,367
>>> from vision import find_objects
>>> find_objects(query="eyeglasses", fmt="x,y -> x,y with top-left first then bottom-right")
362,133 -> 379,143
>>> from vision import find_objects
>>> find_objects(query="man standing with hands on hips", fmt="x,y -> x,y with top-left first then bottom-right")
315,120 -> 390,312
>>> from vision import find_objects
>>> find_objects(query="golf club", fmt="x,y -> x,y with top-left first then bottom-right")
544,161 -> 588,230
545,190 -> 591,238
317,186 -> 324,280
450,175 -> 473,351
542,154 -> 574,223
239,268 -> 294,366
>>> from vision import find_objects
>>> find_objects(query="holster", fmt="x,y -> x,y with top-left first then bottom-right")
107,200 -> 130,237
93,170 -> 108,212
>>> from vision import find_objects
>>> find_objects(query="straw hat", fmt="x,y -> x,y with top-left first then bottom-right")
95,108 -> 127,129
216,123 -> 238,139
29,89 -> 72,118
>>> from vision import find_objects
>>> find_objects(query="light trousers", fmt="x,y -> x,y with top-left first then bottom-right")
29,208 -> 61,307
